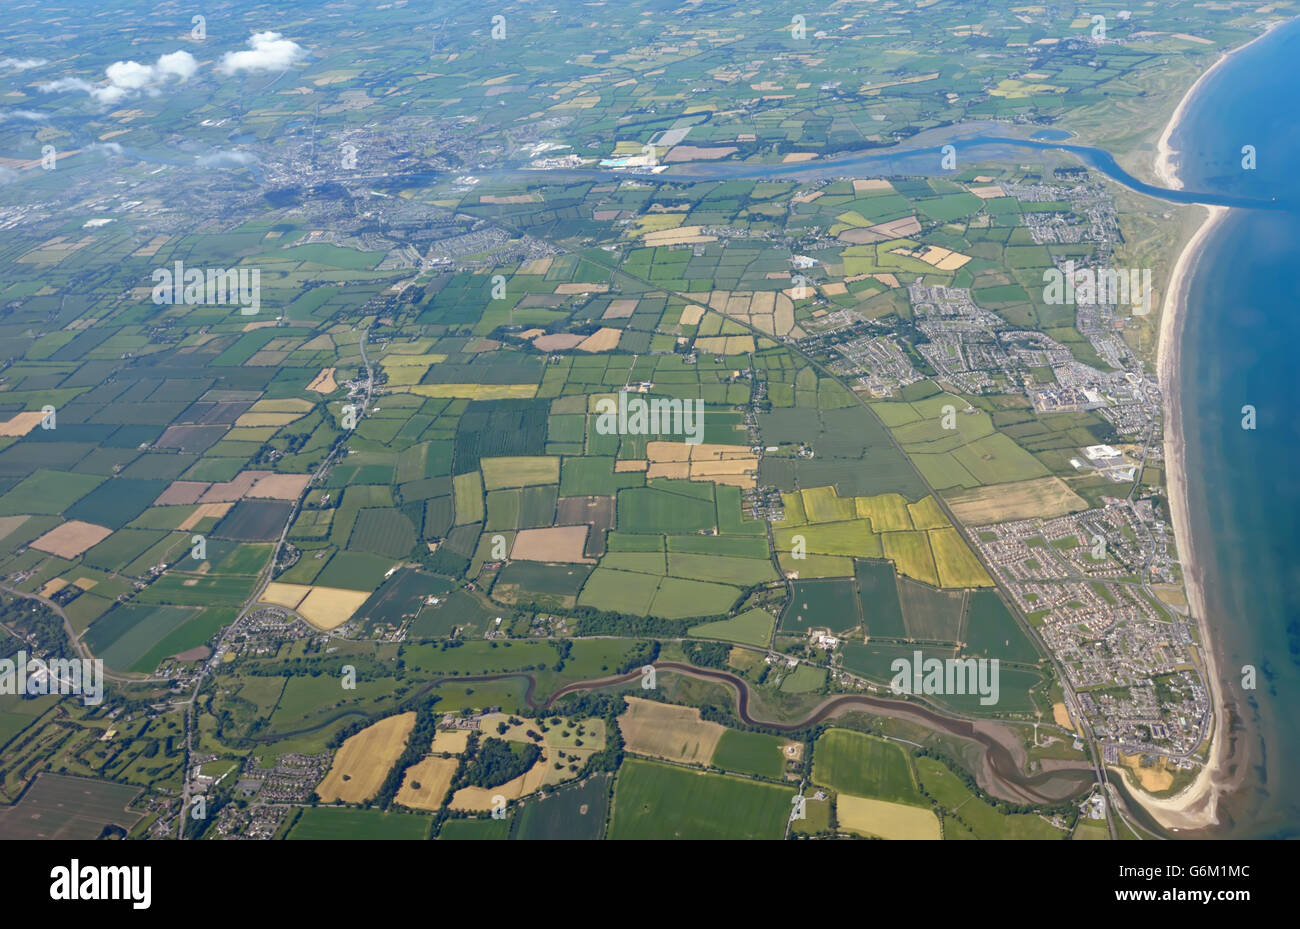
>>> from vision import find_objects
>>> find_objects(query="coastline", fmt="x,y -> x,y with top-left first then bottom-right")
1136,199 -> 1228,830
1123,25 -> 1284,830
1153,23 -> 1281,190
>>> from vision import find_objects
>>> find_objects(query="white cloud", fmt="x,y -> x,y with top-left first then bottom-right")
0,57 -> 48,71
156,51 -> 199,81
0,110 -> 50,123
38,50 -> 197,105
0,166 -> 18,185
218,32 -> 305,75
197,149 -> 258,168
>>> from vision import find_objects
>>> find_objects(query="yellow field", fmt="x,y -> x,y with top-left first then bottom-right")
576,327 -> 622,352
250,398 -> 315,413
618,696 -> 725,765
316,713 -> 417,804
297,587 -> 373,629
0,515 -> 30,543
511,525 -> 592,562
449,712 -> 606,810
836,794 -> 941,840
685,288 -> 798,338
262,583 -> 372,629
801,485 -> 857,523
856,493 -> 914,531
404,383 -> 537,399
642,226 -> 717,247
630,214 -> 685,235
395,756 -> 459,810
39,578 -> 68,598
480,455 -> 560,490
906,495 -> 950,530
233,411 -> 307,428
177,502 -> 231,531
927,527 -> 994,588
882,530 -> 940,587
1052,702 -> 1075,732
30,520 -> 112,559
261,582 -> 311,610
247,473 -> 311,500
519,258 -> 553,275
944,476 -> 1088,524
644,441 -> 757,487
431,729 -> 471,754
0,410 -> 46,437
554,282 -> 609,295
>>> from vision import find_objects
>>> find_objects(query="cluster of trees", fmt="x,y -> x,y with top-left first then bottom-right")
0,596 -> 73,660
616,640 -> 659,676
548,692 -> 626,775
422,545 -> 469,577
682,640 -> 729,669
462,737 -> 541,789
241,654 -> 389,680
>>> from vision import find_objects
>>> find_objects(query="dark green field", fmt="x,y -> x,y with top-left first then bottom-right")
514,774 -> 611,840
288,807 -> 431,840
711,729 -> 789,780
965,590 -> 1041,662
779,578 -> 861,634
609,759 -> 792,840
854,559 -> 906,638
437,815 -> 512,840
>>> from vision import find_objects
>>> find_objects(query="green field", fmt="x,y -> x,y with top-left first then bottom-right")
609,759 -> 793,840
811,729 -> 922,806
617,484 -> 716,533
288,807 -> 432,840
916,757 -> 1066,840
438,815 -> 512,840
687,608 -> 775,647
514,775 -> 611,840
779,578 -> 861,634
711,729 -> 789,779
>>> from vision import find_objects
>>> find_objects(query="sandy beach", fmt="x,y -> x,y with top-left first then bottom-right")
1123,25 -> 1283,831
1138,200 -> 1228,831
1154,23 -> 1281,189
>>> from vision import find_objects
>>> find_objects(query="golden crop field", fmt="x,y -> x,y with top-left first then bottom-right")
395,756 -> 459,810
316,712 -> 417,804
836,794 -> 941,840
618,697 -> 725,765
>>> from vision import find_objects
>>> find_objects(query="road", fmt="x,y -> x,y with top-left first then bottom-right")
176,324 -> 375,838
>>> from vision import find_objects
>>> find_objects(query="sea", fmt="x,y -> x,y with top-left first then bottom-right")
1167,16 -> 1300,838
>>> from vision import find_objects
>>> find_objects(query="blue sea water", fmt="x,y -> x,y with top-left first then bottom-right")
1165,17 -> 1300,838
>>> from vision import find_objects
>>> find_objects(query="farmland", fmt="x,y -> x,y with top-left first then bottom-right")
811,729 -> 923,806
608,759 -> 793,840
0,0 -> 1234,845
